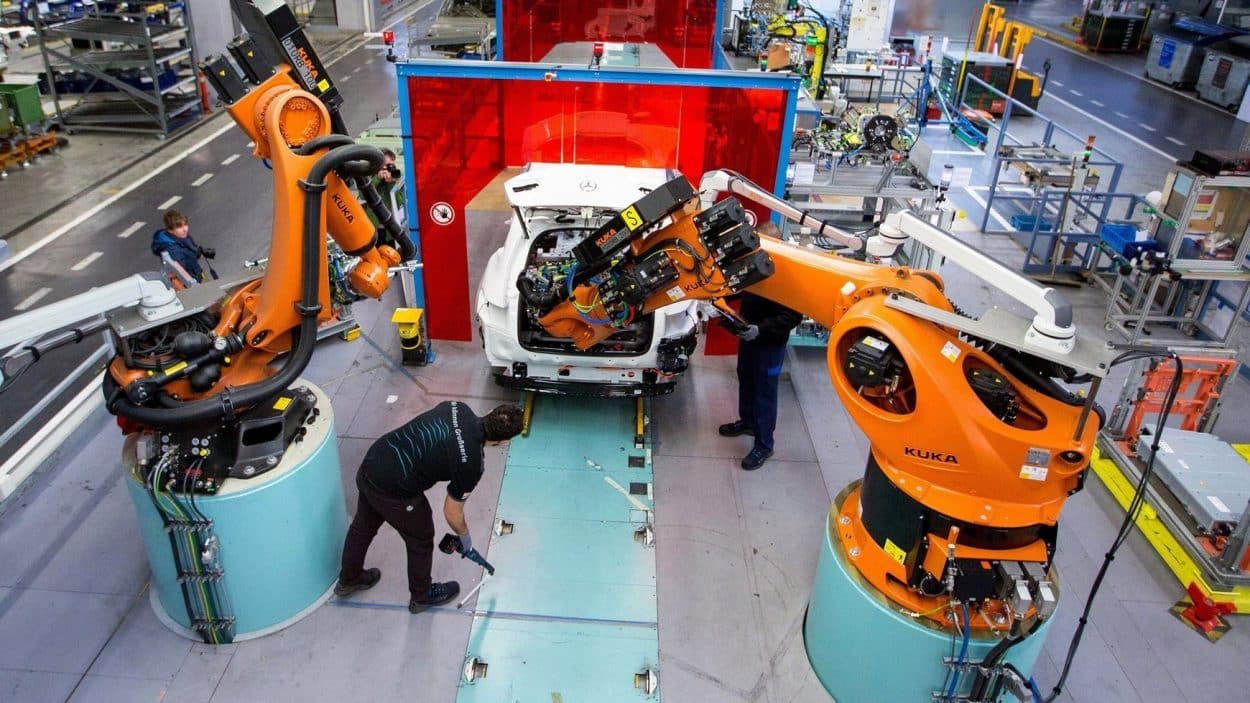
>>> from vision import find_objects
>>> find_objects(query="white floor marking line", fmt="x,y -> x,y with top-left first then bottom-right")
0,8 -> 415,276
117,221 -> 146,239
1069,89 -> 1083,97
1051,80 -> 1064,87
14,287 -> 52,311
1090,99 -> 1105,107
1137,122 -> 1157,132
0,121 -> 235,274
221,154 -> 240,166
71,251 -> 103,271
157,195 -> 183,210
603,476 -> 650,512
340,74 -> 352,83
963,187 -> 1015,231
1114,111 -> 1131,119
1043,93 -> 1180,161
192,173 -> 214,187
1166,136 -> 1186,146
352,66 -> 362,73
1036,35 -> 1235,116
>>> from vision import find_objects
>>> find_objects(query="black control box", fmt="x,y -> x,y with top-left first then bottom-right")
142,386 -> 319,494
844,334 -> 896,388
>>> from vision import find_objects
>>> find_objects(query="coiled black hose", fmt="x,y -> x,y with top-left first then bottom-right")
297,135 -> 416,261
104,144 -> 386,429
517,275 -> 562,315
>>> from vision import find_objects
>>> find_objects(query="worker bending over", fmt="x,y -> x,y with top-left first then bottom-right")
335,401 -> 524,612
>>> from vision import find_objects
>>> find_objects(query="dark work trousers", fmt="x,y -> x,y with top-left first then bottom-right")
339,476 -> 435,599
736,340 -> 787,453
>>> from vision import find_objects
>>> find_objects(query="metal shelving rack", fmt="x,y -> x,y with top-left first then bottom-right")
1103,164 -> 1250,346
32,4 -> 201,136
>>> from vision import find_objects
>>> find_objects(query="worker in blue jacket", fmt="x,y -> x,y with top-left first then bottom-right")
151,209 -> 214,285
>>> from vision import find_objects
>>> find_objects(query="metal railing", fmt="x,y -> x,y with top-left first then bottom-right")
0,338 -> 111,502
960,73 -> 1124,236
1009,190 -> 1154,277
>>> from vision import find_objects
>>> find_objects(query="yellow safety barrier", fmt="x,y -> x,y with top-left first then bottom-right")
390,308 -> 427,366
1090,446 -> 1250,610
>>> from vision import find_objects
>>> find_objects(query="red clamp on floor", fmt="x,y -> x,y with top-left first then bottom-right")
1180,582 -> 1236,635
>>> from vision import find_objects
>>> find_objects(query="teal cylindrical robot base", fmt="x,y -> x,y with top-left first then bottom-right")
124,382 -> 347,641
804,485 -> 1054,702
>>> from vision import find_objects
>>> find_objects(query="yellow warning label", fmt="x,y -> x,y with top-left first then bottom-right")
884,539 -> 907,564
317,79 -> 331,93
621,205 -> 644,231
273,397 -> 292,411
164,361 -> 187,375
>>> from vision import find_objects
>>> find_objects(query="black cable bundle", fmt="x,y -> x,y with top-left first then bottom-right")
1043,351 -> 1183,702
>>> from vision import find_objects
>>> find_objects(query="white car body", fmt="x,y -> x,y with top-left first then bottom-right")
476,163 -> 700,396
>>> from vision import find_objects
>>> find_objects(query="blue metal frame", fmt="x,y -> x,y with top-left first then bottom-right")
1011,191 -> 1151,276
495,0 -> 504,60
395,58 -> 800,90
395,72 -> 425,311
958,74 -> 1125,245
394,60 -> 797,195
775,84 -> 799,197
713,0 -> 724,64
394,59 -> 798,333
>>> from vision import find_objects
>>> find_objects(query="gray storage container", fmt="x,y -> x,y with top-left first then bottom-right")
1146,18 -> 1245,89
1197,45 -> 1250,109
1146,32 -> 1206,87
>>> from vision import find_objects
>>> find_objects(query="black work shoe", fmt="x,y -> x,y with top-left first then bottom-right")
741,447 -> 773,471
334,567 -> 381,597
409,581 -> 461,613
718,420 -> 754,437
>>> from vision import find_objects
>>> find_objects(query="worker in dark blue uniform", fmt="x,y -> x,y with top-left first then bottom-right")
719,291 -> 803,471
335,401 -> 524,613
151,209 -> 214,286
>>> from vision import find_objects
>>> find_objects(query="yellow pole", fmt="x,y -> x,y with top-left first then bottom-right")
521,392 -> 535,437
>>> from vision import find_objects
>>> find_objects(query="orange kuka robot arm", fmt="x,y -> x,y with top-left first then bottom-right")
532,171 -> 1107,630
106,66 -> 401,424
215,68 -> 399,355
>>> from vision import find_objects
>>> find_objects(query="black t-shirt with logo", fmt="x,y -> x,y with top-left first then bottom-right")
359,401 -> 485,501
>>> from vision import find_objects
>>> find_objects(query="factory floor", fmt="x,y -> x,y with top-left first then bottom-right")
4,6 -> 1250,703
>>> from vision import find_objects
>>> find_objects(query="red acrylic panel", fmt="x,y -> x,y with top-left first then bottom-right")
406,77 -> 506,341
501,0 -> 717,68
406,73 -> 789,341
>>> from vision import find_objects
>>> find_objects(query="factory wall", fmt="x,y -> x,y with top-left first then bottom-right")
404,73 -> 790,340
333,0 -> 425,31
334,0 -> 367,30
500,0 -> 720,67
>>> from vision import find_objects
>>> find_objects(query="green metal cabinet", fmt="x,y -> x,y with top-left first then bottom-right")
0,84 -> 46,127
